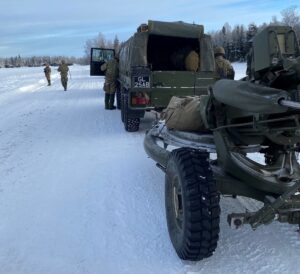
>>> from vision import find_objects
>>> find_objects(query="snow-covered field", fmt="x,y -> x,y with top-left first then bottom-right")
0,64 -> 299,274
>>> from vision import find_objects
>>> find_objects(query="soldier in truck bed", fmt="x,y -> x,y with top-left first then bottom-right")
101,55 -> 119,110
170,48 -> 200,72
214,46 -> 235,80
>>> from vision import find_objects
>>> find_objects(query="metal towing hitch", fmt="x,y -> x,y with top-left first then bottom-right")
228,180 -> 300,230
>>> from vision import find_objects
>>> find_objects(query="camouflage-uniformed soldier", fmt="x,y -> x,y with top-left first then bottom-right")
184,50 -> 200,72
101,56 -> 119,110
214,47 -> 235,80
57,60 -> 69,91
44,64 -> 51,86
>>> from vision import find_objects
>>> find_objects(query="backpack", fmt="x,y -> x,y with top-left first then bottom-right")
162,96 -> 205,131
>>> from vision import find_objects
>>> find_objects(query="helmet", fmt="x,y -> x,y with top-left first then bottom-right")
214,46 -> 225,56
137,23 -> 148,33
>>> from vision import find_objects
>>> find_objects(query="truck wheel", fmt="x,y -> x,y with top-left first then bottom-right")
121,92 -> 125,123
165,148 -> 220,261
116,89 -> 121,110
124,94 -> 140,132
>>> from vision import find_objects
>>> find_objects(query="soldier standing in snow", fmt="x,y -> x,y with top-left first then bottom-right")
57,60 -> 69,91
214,46 -> 235,80
44,63 -> 51,86
101,55 -> 119,110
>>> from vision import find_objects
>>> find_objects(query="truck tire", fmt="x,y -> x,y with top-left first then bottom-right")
124,94 -> 140,132
121,92 -> 125,123
116,88 -> 121,110
165,148 -> 220,261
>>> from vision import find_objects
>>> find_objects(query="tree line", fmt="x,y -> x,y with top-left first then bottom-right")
209,6 -> 300,62
0,55 -> 88,68
84,6 -> 300,63
0,55 -> 87,68
0,33 -> 120,68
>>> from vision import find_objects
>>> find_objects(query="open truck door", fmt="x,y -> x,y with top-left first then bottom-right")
90,48 -> 115,76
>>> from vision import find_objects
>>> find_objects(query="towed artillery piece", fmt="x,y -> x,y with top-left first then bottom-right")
144,26 -> 300,261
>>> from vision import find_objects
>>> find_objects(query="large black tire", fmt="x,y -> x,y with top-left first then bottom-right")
121,92 -> 125,123
124,94 -> 140,132
165,148 -> 220,261
116,88 -> 121,110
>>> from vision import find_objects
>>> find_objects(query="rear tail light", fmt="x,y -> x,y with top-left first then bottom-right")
131,92 -> 150,106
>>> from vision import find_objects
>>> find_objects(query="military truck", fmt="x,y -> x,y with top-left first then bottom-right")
144,26 -> 300,261
118,20 -> 215,132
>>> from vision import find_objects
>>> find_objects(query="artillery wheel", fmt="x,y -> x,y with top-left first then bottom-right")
165,148 -> 220,261
124,94 -> 140,132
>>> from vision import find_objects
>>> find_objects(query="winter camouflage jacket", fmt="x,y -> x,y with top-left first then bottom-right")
101,59 -> 119,93
214,56 -> 235,80
44,66 -> 51,75
184,50 -> 199,72
58,64 -> 69,78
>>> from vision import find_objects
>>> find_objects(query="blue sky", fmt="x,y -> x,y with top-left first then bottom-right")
0,0 -> 298,57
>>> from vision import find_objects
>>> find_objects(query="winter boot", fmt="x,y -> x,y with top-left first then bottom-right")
109,93 -> 116,110
105,93 -> 110,109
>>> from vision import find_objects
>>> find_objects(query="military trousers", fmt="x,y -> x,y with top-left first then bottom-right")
61,77 -> 68,91
104,92 -> 116,109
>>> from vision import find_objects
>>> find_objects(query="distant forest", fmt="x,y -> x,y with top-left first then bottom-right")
84,6 -> 300,63
83,5 -> 300,63
1,6 -> 299,68
209,6 -> 300,62
0,55 -> 87,68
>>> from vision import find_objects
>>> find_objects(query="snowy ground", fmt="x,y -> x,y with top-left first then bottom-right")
0,64 -> 299,274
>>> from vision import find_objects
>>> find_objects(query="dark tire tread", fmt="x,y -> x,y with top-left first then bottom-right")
120,92 -> 125,123
116,88 -> 121,110
124,94 -> 140,132
166,148 -> 220,261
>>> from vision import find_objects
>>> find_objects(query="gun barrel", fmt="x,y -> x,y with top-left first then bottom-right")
278,99 -> 300,110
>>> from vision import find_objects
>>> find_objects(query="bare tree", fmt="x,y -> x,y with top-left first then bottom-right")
281,6 -> 300,27
83,32 -> 119,63
270,15 -> 281,25
113,35 -> 120,54
281,6 -> 300,42
96,33 -> 107,48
